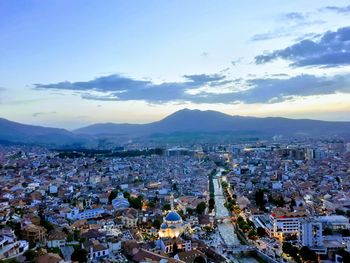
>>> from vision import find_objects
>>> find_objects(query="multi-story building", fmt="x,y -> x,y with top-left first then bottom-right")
299,219 -> 325,254
22,224 -> 47,245
269,207 -> 308,240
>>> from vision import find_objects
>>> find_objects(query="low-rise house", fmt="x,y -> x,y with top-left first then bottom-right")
47,229 -> 67,248
121,208 -> 138,228
83,240 -> 109,260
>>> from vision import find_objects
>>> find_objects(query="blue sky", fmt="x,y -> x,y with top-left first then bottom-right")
1,0 -> 350,129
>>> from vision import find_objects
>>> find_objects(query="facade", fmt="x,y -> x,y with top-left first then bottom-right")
83,240 -> 109,260
47,230 -> 67,248
317,215 -> 350,230
121,208 -> 138,228
22,224 -> 47,244
269,208 -> 308,240
299,220 -> 324,250
66,208 -> 105,221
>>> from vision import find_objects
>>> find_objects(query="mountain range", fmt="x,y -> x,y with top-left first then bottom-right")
1,109 -> 350,147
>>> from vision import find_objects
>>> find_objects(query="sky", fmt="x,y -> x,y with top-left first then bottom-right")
1,0 -> 350,129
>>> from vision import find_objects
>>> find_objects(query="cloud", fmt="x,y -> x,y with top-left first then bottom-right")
251,10 -> 324,42
35,73 -> 231,104
250,20 -> 325,41
283,12 -> 306,21
251,31 -> 292,41
255,26 -> 350,67
323,5 -> 350,14
32,111 -> 57,117
34,72 -> 350,105
231,57 -> 243,66
241,74 -> 350,103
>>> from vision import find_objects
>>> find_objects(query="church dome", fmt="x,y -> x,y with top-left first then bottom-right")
160,222 -> 168,229
165,211 -> 182,222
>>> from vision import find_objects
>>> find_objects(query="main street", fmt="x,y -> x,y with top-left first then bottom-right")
213,169 -> 259,263
213,170 -> 240,246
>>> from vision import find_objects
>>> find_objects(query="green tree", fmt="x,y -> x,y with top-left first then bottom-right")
300,246 -> 318,262
163,203 -> 171,211
71,248 -> 87,263
248,229 -> 258,240
24,249 -> 37,263
255,189 -> 265,210
257,227 -> 266,237
196,202 -> 207,215
336,209 -> 345,215
129,195 -> 143,209
152,219 -> 161,228
336,249 -> 350,263
123,191 -> 131,199
108,190 -> 118,204
208,198 -> 215,211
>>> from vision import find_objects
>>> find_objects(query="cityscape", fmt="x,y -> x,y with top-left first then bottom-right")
1,1 -> 350,263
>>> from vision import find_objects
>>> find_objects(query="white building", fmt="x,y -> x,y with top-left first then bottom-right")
269,208 -> 308,240
299,220 -> 323,248
317,215 -> 350,230
66,208 -> 105,220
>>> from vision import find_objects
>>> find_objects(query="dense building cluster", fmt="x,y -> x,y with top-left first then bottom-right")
0,140 -> 349,262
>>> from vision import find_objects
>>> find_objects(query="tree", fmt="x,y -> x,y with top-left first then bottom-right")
283,242 -> 301,263
196,202 -> 206,215
300,246 -> 318,262
163,203 -> 171,211
290,198 -> 296,207
248,229 -> 258,240
208,198 -> 215,212
255,189 -> 265,210
257,227 -> 266,237
108,190 -> 118,204
148,201 -> 155,208
71,248 -> 87,263
336,249 -> 350,263
152,219 -> 161,229
336,209 -> 345,215
24,249 -> 37,263
123,191 -> 130,199
282,242 -> 293,255
129,195 -> 143,209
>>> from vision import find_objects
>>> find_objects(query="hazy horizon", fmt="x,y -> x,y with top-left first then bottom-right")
1,0 -> 350,129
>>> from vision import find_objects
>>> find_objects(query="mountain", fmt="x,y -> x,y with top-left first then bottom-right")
75,109 -> 350,139
0,118 -> 89,147
1,109 -> 349,148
